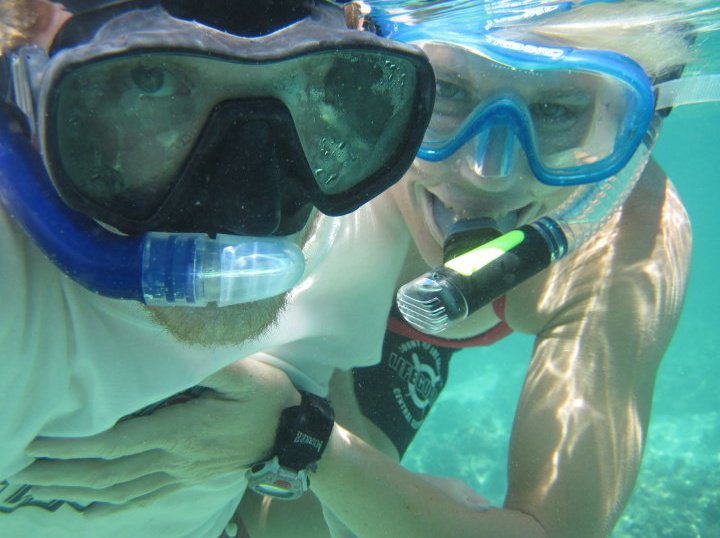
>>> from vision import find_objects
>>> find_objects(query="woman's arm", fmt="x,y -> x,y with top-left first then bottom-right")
504,161 -> 691,537
239,370 -> 535,538
301,365 -> 544,538
311,422 -> 545,538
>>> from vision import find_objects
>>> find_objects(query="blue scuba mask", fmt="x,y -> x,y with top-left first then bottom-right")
415,35 -> 655,186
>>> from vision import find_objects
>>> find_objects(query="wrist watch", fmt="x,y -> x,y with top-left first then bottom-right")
246,391 -> 335,500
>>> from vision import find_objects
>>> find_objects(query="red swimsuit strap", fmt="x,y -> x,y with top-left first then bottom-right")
387,295 -> 512,349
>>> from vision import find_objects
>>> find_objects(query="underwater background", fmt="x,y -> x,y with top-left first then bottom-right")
403,53 -> 720,538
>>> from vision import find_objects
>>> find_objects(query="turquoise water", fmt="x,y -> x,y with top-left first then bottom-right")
404,103 -> 720,537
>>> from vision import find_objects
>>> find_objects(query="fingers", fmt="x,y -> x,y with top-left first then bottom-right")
26,415 -> 161,459
26,401 -> 210,459
13,450 -> 169,488
30,472 -> 176,505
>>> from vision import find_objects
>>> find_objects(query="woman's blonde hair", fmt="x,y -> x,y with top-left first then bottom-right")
515,1 -> 720,78
0,0 -> 37,52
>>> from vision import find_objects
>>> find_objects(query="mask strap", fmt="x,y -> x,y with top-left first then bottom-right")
55,0 -> 132,14
655,74 -> 720,110
1,46 -> 48,140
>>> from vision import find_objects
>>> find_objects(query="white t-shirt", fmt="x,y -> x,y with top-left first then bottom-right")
0,195 -> 409,537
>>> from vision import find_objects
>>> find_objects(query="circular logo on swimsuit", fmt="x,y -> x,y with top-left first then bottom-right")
387,339 -> 445,430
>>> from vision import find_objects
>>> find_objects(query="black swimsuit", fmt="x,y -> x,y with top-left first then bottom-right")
352,297 -> 512,456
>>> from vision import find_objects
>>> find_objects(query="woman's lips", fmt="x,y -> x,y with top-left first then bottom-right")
425,190 -> 526,244
422,191 -> 540,250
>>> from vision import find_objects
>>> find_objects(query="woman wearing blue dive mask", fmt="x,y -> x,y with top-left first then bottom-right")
231,1 -> 720,537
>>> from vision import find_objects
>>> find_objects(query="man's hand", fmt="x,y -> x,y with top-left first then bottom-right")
12,358 -> 301,506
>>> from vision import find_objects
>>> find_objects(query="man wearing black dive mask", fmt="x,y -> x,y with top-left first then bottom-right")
1,0 -> 433,335
0,0 -> 434,536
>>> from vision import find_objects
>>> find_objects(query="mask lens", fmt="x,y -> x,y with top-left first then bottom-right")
530,69 -> 644,174
48,49 -> 422,219
52,55 -> 196,220
286,51 -> 418,197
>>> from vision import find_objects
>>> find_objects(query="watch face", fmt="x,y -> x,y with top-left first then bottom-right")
246,457 -> 309,500
251,479 -> 301,500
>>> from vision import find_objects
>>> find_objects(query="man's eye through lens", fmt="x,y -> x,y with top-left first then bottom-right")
132,66 -> 166,93
131,65 -> 188,97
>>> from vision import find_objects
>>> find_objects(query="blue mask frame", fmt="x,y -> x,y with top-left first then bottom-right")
415,36 -> 655,186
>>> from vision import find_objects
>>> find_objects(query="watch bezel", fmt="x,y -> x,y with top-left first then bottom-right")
246,455 -> 309,500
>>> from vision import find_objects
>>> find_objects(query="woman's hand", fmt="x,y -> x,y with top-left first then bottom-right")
12,357 -> 301,506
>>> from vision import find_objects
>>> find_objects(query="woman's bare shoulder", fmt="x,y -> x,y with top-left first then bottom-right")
506,158 -> 691,335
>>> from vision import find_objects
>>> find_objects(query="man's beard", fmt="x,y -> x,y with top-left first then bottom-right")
145,293 -> 287,347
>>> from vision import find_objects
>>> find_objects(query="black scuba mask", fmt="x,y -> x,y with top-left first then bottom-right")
20,0 -> 435,236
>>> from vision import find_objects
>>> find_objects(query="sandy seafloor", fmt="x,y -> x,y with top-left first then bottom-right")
403,98 -> 720,536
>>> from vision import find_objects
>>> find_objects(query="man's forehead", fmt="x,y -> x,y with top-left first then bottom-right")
56,0 -> 317,37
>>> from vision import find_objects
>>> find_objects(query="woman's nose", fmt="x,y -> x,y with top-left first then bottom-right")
466,125 -> 522,192
474,125 -> 514,177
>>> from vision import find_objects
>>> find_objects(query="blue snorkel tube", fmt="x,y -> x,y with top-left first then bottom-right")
0,106 -> 305,306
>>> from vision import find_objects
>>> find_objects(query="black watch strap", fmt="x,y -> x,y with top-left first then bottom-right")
273,391 -> 335,471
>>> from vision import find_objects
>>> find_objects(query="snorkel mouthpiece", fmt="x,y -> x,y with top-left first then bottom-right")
141,233 -> 304,306
396,218 -> 567,334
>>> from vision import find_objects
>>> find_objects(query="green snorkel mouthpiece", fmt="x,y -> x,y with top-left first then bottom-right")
396,217 -> 567,334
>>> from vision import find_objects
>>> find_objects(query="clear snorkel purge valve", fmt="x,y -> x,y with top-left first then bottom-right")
140,233 -> 304,307
396,122 -> 659,335
0,106 -> 305,307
